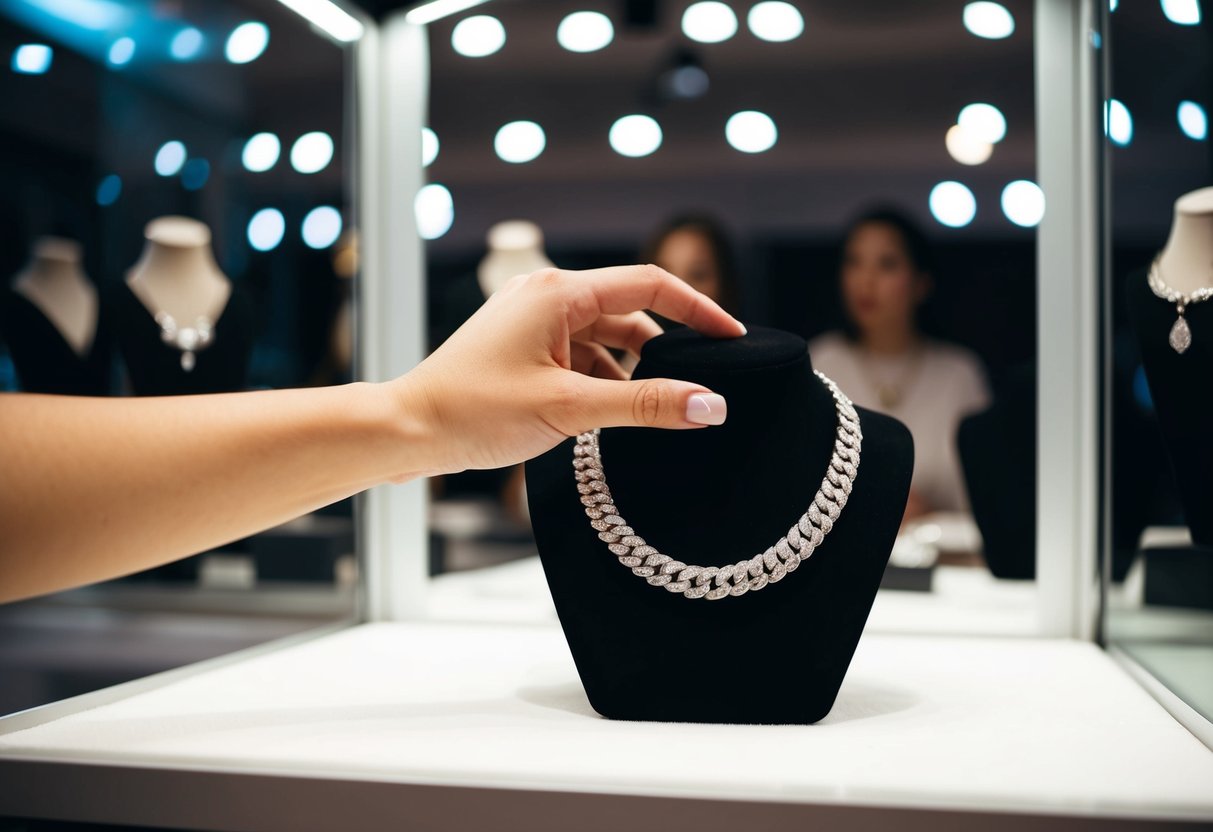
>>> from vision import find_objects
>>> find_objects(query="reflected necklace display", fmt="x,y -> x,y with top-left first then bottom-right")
574,370 -> 861,601
1149,255 -> 1213,354
154,311 -> 214,372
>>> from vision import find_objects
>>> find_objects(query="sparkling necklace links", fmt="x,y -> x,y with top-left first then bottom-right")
1148,255 -> 1213,354
573,370 -> 861,601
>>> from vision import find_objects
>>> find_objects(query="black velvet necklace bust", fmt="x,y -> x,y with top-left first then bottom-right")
1126,266 -> 1213,545
526,326 -> 913,724
110,280 -> 254,396
0,285 -> 112,396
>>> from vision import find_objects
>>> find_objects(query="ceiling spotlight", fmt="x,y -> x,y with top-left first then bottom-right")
291,131 -> 335,174
1104,98 -> 1133,146
416,183 -> 455,240
243,133 -> 282,172
945,124 -> 993,165
154,140 -> 187,176
958,103 -> 1007,144
226,22 -> 270,64
557,11 -> 614,53
609,114 -> 663,158
682,1 -> 739,44
302,206 -> 343,249
1001,180 -> 1045,227
962,2 -> 1015,39
1161,0 -> 1201,25
422,127 -> 440,167
248,208 -> 286,252
1178,101 -> 1208,141
929,181 -> 977,228
725,110 -> 778,153
452,15 -> 506,57
747,2 -> 804,43
494,120 -> 546,164
170,26 -> 205,61
107,37 -> 136,67
11,44 -> 52,74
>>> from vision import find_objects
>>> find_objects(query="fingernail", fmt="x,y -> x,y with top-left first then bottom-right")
686,393 -> 727,426
738,322 -> 748,335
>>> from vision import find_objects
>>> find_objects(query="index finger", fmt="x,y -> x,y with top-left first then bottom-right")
564,264 -> 746,339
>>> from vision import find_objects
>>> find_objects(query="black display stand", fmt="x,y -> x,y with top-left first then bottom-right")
110,280 -> 254,396
1125,267 -> 1213,546
0,285 -> 111,396
526,326 -> 913,724
958,364 -> 1036,580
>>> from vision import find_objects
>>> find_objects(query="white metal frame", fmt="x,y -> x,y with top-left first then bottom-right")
355,14 -> 432,621
357,2 -> 1107,636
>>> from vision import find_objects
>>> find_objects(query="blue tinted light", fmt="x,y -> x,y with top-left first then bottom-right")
1178,101 -> 1208,140
170,26 -> 204,60
107,36 -> 135,66
12,44 -> 53,74
95,174 -> 122,206
248,208 -> 286,252
181,158 -> 210,190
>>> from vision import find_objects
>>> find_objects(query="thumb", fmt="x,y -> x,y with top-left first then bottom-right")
571,375 -> 728,431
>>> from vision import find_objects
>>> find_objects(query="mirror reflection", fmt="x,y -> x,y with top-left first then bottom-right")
0,0 -> 357,714
421,0 -> 1039,632
1102,1 -> 1212,724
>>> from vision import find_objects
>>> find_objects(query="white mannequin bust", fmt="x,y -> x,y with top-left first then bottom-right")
12,236 -> 98,357
126,216 -> 231,325
1157,186 -> 1213,295
477,220 -> 554,298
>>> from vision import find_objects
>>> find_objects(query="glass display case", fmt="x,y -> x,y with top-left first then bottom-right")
1,1 -> 1212,828
0,0 -> 360,715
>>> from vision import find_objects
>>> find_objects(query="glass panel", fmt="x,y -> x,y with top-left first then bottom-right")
0,0 -> 359,715
419,1 -> 1040,633
1102,0 -> 1213,723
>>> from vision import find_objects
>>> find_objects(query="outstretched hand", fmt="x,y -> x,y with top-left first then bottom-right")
392,264 -> 747,476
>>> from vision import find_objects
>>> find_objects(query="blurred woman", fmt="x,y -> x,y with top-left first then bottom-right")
809,208 -> 989,522
643,214 -> 741,316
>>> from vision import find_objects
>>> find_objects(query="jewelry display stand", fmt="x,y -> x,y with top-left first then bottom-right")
1125,188 -> 1213,547
526,327 -> 913,724
112,217 -> 254,396
0,237 -> 111,396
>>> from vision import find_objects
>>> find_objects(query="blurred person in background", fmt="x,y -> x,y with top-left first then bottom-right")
809,208 -> 990,525
643,214 -> 741,317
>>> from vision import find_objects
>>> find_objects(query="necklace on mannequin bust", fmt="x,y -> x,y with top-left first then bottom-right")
574,370 -> 861,601
1148,255 -> 1213,354
154,311 -> 214,372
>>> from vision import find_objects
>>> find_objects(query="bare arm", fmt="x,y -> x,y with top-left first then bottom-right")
0,265 -> 744,603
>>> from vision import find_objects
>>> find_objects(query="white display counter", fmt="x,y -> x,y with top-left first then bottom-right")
2,620 -> 1211,830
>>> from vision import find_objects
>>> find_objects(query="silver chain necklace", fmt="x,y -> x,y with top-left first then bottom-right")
573,370 -> 861,601
1148,255 -> 1213,354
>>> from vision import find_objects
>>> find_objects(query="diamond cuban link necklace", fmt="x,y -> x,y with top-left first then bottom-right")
573,370 -> 861,600
1148,254 -> 1213,355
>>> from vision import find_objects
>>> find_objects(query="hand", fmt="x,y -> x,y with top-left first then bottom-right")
390,264 -> 746,477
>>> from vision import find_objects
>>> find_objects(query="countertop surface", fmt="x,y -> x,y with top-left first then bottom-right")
2,621 -> 1212,824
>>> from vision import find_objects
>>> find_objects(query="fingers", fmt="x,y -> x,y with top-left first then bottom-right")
557,264 -> 746,339
569,375 -> 728,431
572,311 -> 662,357
569,341 -> 628,380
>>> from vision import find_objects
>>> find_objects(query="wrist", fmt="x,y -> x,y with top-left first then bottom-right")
371,375 -> 441,483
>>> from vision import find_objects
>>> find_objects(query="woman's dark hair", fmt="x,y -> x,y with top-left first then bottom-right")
642,213 -> 741,315
841,206 -> 935,276
837,206 -> 935,341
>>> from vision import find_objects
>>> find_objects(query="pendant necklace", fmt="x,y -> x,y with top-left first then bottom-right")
573,370 -> 861,601
154,311 -> 214,372
857,342 -> 923,410
1148,255 -> 1213,354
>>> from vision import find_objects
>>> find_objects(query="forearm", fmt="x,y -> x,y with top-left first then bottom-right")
0,382 -> 424,603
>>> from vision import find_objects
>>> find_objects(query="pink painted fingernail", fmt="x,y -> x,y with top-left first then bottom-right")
686,393 -> 727,426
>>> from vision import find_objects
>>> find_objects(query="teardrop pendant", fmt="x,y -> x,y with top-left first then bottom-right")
1169,315 -> 1192,354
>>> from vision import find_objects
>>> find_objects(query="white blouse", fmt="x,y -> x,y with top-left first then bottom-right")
808,332 -> 991,514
